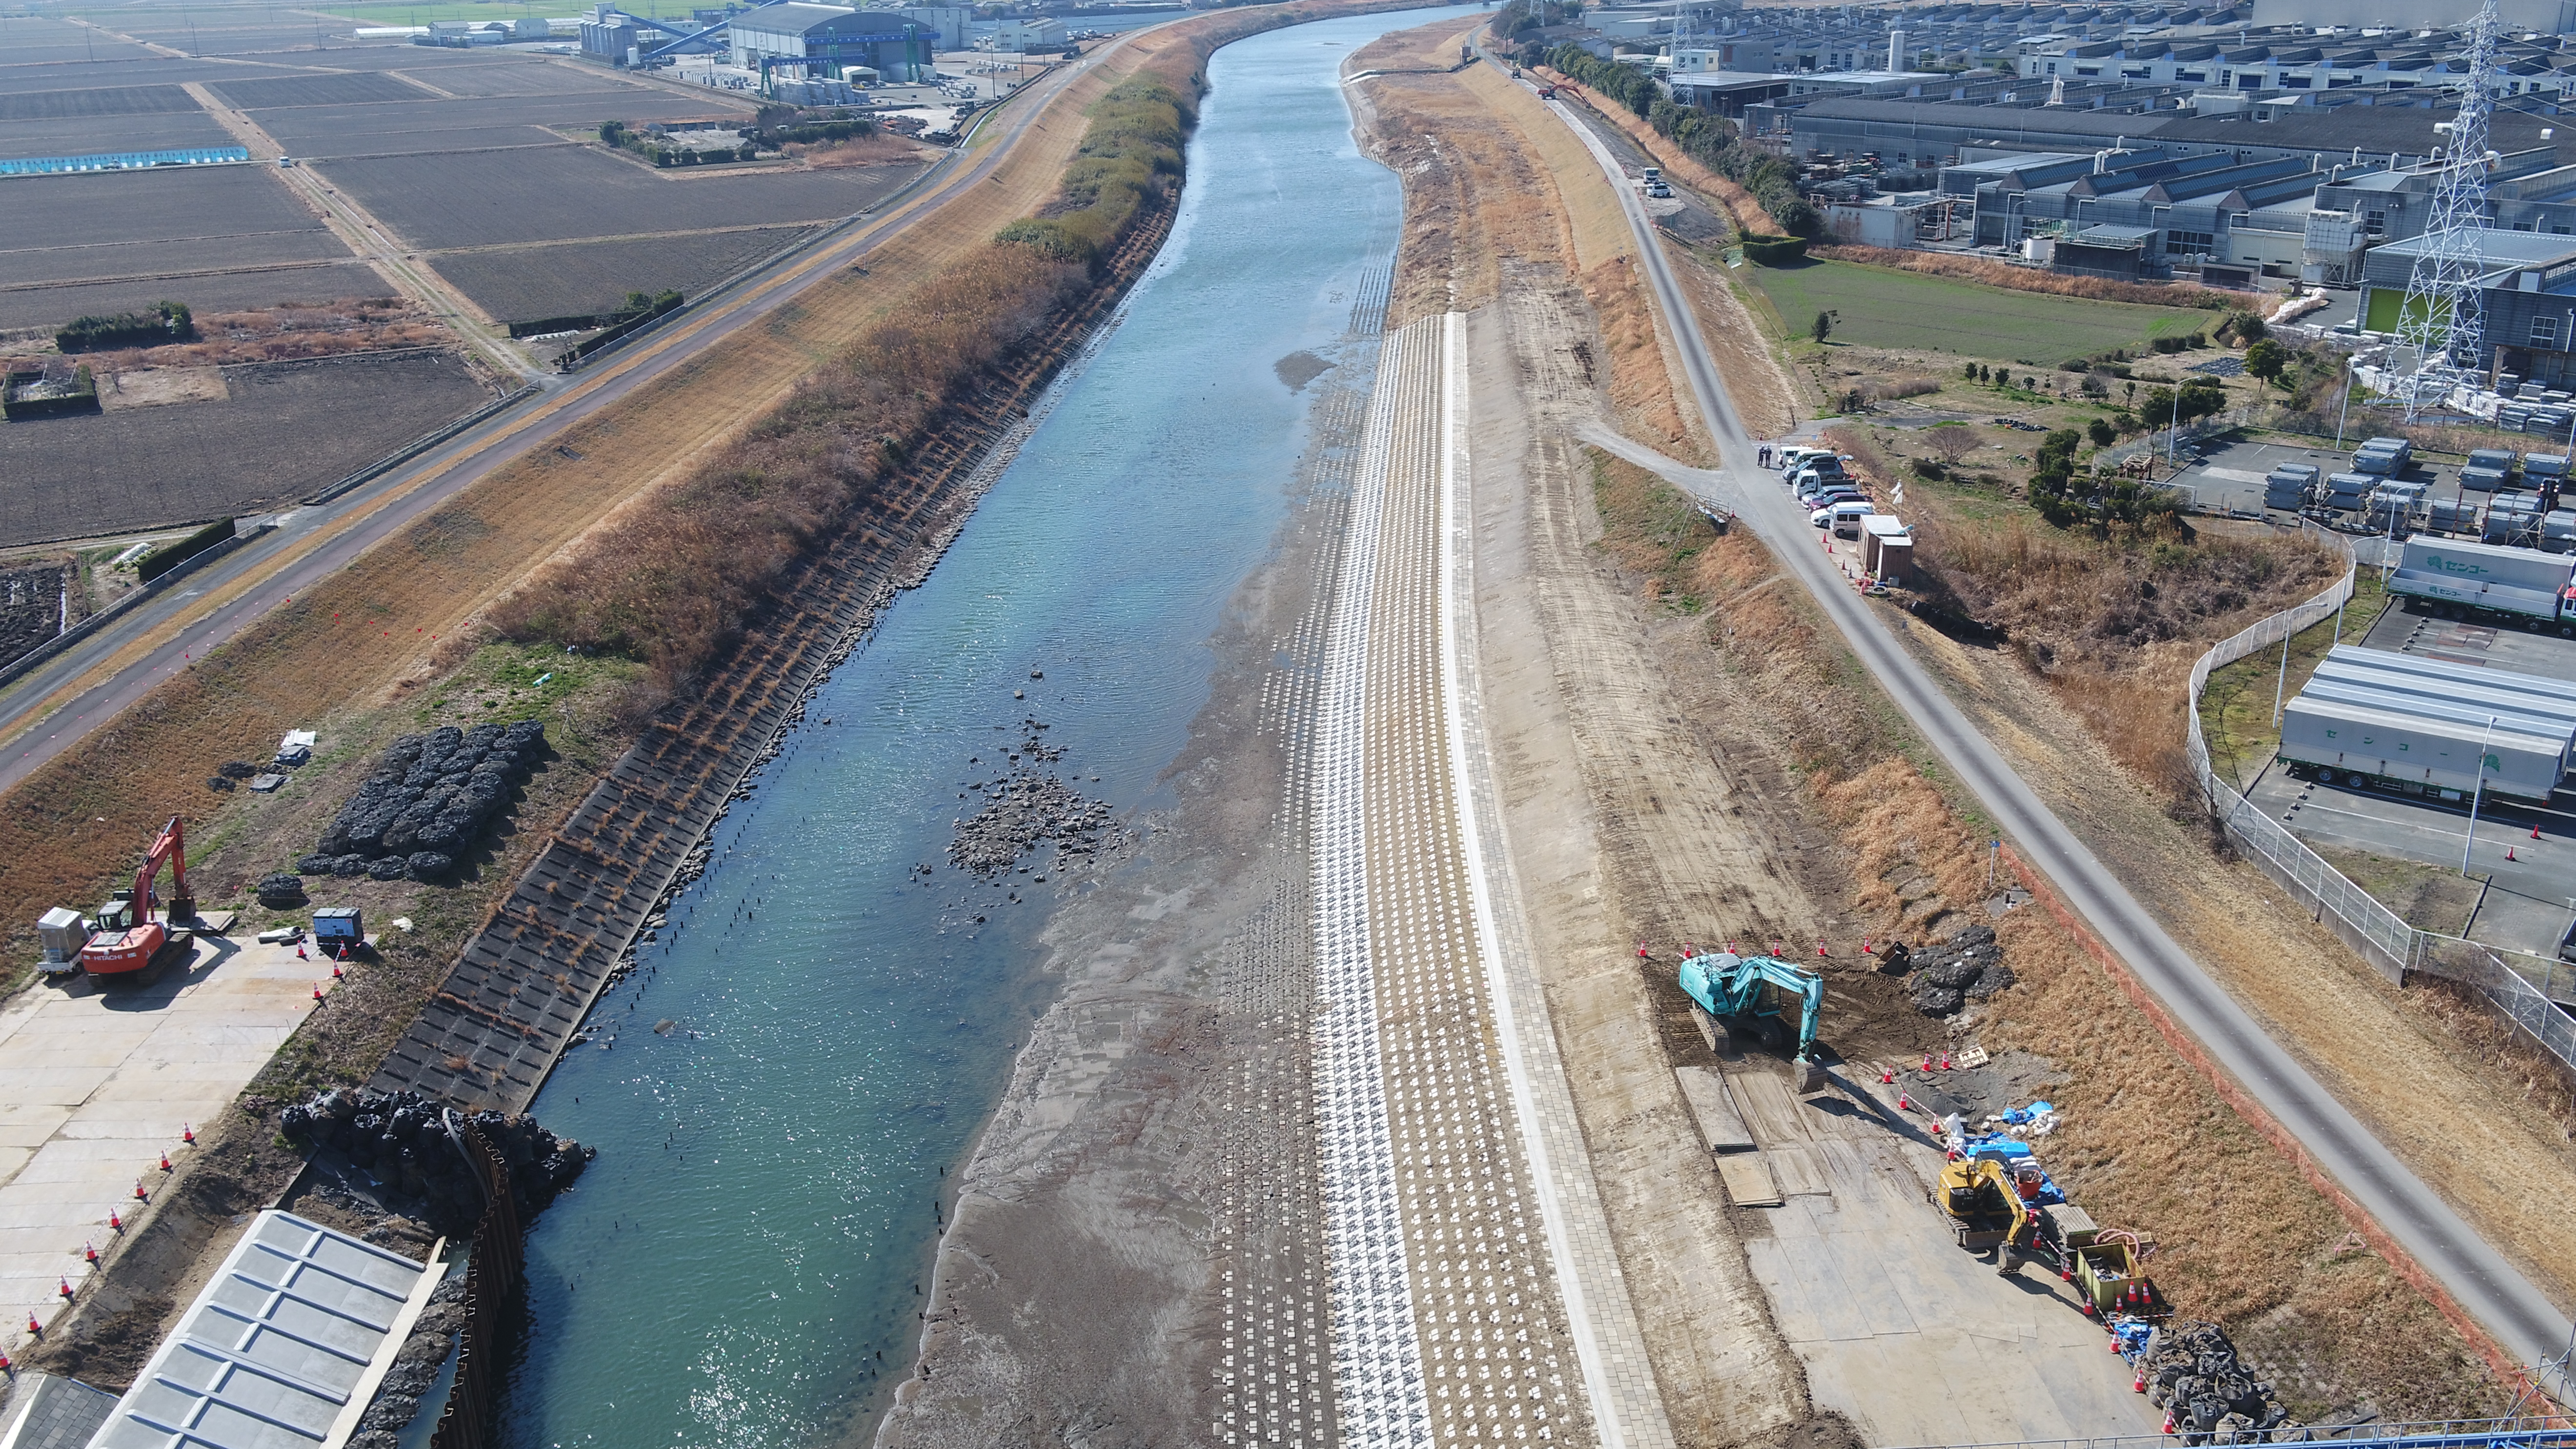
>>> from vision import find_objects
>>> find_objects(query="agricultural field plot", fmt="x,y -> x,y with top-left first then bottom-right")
208,70 -> 438,108
0,109 -> 237,161
0,17 -> 157,64
0,262 -> 388,333
250,44 -> 568,72
0,164 -> 362,331
315,1 -> 565,21
292,123 -> 574,159
404,61 -> 643,99
129,21 -> 359,56
255,90 -> 738,150
0,350 -> 489,546
0,84 -> 198,121
1749,258 -> 2209,363
0,230 -> 355,291
0,58 -> 264,94
316,145 -> 911,248
429,224 -> 825,322
0,165 -> 340,261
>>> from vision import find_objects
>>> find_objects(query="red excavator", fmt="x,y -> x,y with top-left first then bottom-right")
79,816 -> 196,980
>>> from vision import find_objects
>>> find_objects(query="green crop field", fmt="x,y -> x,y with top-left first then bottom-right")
1749,258 -> 2210,363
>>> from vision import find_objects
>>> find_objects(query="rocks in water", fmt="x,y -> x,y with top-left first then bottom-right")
946,720 -> 1127,880
278,1087 -> 592,1237
1902,925 -> 2013,1016
256,873 -> 307,908
303,720 -> 545,885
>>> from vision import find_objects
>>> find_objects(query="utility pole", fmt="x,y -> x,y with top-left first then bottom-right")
2272,624 -> 2294,728
2335,353 -> 2356,448
2463,713 -> 2498,875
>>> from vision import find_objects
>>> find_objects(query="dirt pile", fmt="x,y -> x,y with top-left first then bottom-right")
1890,923 -> 2014,1014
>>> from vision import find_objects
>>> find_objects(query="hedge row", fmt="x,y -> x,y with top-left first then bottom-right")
994,74 -> 1192,270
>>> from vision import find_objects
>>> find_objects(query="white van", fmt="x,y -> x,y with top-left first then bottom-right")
1814,501 -> 1875,533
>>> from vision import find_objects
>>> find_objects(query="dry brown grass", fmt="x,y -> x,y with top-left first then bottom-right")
786,132 -> 936,167
1809,244 -> 2236,310
10,299 -> 445,374
486,245 -> 1087,688
1591,445 -> 2511,1420
1882,482 -> 2342,790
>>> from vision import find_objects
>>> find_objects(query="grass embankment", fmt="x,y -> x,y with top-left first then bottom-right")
2197,574 -> 2389,790
485,68 -> 1204,687
1808,244 -> 2238,311
1750,258 -> 2210,363
1585,448 -> 2506,1421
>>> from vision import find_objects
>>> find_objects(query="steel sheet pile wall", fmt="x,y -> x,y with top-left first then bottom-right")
2183,544 -> 2576,1075
429,1125 -> 522,1449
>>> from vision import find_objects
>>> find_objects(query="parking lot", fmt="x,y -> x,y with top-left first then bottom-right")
2243,605 -> 2576,966
2166,436 -> 2348,515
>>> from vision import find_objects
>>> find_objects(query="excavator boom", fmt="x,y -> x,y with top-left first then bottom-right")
1676,949 -> 1824,1064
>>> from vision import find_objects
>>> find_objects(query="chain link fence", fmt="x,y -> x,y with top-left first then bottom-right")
2182,544 -> 2576,1077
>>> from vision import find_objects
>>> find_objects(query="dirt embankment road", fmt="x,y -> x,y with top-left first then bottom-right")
1535,80 -> 2576,1386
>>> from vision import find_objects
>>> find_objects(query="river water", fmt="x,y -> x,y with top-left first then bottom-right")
498,9 -> 1450,1445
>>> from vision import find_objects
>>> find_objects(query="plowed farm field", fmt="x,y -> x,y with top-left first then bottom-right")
322,148 -> 910,248
429,225 -> 825,323
0,351 -> 489,546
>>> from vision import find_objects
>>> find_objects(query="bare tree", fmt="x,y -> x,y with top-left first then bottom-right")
1921,423 -> 1982,467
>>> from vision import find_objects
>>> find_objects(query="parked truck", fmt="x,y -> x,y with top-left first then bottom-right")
2386,535 -> 2576,630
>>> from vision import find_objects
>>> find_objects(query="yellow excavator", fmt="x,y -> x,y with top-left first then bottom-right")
1937,1157 -> 2043,1274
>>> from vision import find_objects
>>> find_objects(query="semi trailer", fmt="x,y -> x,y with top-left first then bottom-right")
2386,536 -> 2576,629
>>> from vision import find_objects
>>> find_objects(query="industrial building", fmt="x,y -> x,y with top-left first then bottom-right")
985,17 -> 1069,53
2360,229 -> 2576,387
726,1 -> 934,83
2278,644 -> 2576,801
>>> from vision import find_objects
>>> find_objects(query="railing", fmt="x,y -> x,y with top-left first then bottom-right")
2182,538 -> 2576,1078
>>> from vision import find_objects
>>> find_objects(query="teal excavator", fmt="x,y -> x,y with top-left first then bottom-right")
1677,946 -> 1826,1091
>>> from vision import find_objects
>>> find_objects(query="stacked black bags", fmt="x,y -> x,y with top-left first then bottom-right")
297,720 -> 544,883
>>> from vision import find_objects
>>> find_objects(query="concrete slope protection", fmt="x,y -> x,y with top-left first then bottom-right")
1312,311 -> 1676,1448
1530,80 -> 2576,1385
0,42 -> 1110,795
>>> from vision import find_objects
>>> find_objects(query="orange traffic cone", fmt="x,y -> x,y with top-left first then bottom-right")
1862,939 -> 1873,955
2133,1370 -> 2148,1393
1816,941 -> 1828,957
313,986 -> 324,1002
181,1124 -> 194,1145
1940,1052 -> 1953,1071
2508,847 -> 2518,862
1922,1052 -> 1933,1072
2533,824 -> 2543,840
82,1244 -> 96,1265
55,1281 -> 70,1302
158,1153 -> 170,1173
331,964 -> 343,980
1637,941 -> 1649,960
107,1212 -> 122,1234
25,1317 -> 39,1338
133,1182 -> 147,1203
1880,1067 -> 1894,1085
1897,1092 -> 1913,1112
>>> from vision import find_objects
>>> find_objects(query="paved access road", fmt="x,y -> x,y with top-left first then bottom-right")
1534,81 -> 2576,1391
0,45 -> 1113,796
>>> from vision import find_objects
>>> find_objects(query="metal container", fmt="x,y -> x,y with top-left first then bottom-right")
2279,696 -> 2566,802
37,906 -> 89,968
2459,465 -> 2512,493
2525,453 -> 2572,480
2387,536 -> 2572,618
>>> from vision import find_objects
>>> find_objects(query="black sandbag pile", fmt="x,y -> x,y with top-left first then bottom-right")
297,721 -> 544,884
2138,1321 -> 2299,1443
1901,924 -> 2016,1016
279,1087 -> 591,1236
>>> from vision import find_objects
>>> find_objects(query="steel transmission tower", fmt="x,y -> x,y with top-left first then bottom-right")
2396,0 -> 2502,420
